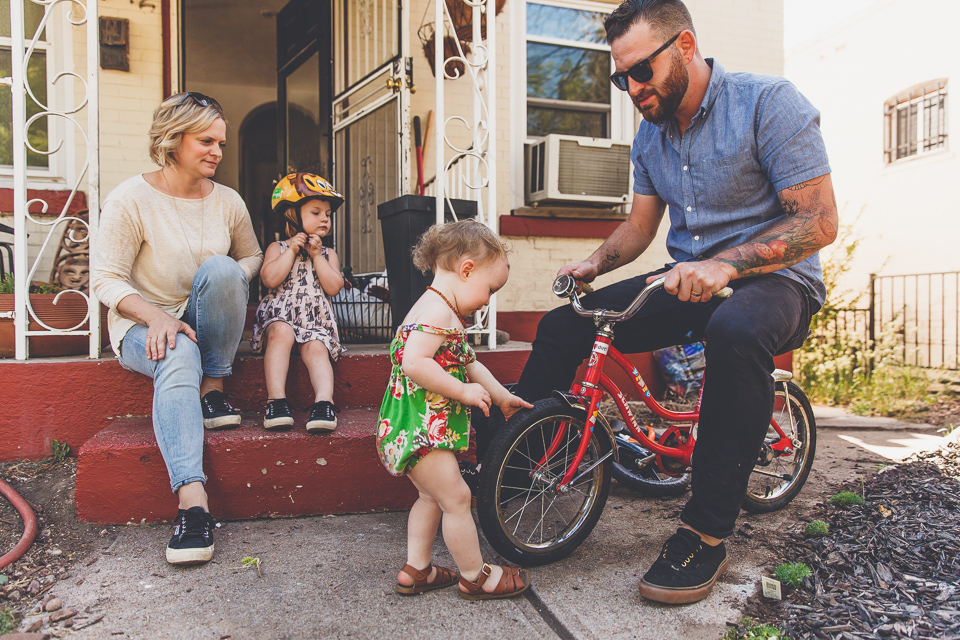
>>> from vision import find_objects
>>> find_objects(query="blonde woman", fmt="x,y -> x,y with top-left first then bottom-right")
92,92 -> 263,566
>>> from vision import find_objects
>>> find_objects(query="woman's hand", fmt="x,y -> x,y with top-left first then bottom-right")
287,233 -> 308,254
145,312 -> 197,361
459,382 -> 492,417
499,394 -> 534,420
306,234 -> 324,259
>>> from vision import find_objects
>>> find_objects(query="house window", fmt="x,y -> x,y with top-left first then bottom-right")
884,80 -> 948,164
526,2 -> 611,138
0,0 -> 50,169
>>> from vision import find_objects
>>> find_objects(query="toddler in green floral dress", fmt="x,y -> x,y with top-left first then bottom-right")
377,219 -> 534,600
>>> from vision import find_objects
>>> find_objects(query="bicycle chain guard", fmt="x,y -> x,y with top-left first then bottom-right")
655,425 -> 693,476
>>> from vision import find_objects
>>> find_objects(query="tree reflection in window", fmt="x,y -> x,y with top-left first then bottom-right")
526,3 -> 610,138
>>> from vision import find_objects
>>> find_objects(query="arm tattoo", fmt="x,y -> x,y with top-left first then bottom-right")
599,250 -> 621,274
713,178 -> 837,277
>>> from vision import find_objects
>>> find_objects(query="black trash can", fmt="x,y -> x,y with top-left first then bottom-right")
378,195 -> 478,330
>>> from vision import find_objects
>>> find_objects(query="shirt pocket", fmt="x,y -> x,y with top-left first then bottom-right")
697,149 -> 759,208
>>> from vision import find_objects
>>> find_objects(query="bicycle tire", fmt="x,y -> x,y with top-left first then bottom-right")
477,398 -> 612,566
742,381 -> 817,513
612,435 -> 691,497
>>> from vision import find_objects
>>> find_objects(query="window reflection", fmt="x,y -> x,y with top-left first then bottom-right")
527,42 -> 610,105
526,4 -> 605,44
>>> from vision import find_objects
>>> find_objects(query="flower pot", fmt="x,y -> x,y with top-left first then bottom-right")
0,293 -> 110,358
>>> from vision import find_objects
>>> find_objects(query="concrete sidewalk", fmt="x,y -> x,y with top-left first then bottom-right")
24,409 -> 950,640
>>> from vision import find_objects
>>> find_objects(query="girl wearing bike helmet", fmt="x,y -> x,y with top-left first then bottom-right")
251,172 -> 346,432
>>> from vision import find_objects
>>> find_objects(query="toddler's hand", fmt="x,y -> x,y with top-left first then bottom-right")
288,233 -> 308,253
460,382 -> 492,416
500,394 -> 534,420
307,234 -> 324,258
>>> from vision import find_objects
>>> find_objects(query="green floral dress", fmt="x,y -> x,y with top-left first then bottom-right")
377,323 -> 476,476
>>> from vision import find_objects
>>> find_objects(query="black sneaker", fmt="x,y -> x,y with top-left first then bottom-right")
263,398 -> 294,430
201,390 -> 241,430
306,401 -> 340,433
459,461 -> 480,497
638,528 -> 728,604
166,506 -> 215,566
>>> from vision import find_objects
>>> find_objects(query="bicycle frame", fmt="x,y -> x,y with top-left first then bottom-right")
542,332 -> 797,491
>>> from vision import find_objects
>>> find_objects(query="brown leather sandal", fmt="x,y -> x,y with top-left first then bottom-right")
394,563 -> 458,595
458,563 -> 531,600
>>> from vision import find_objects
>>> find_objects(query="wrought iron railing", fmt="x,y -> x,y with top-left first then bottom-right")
822,272 -> 960,371
3,0 -> 100,359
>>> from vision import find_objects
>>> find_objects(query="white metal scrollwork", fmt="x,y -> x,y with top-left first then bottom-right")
7,0 -> 100,359
434,0 -> 497,349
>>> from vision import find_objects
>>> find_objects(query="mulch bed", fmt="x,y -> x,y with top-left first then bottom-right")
742,439 -> 960,640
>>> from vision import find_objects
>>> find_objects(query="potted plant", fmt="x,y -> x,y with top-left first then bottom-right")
0,274 -> 108,358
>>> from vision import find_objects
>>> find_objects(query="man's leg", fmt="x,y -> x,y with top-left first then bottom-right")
640,274 -> 813,604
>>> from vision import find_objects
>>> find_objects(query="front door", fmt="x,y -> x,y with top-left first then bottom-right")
331,0 -> 410,274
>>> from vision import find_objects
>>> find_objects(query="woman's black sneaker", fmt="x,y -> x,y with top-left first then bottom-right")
166,506 -> 215,566
306,401 -> 340,433
263,398 -> 295,430
638,527 -> 728,604
201,390 -> 242,430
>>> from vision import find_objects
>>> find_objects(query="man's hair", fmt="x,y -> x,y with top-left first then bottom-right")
412,219 -> 508,274
604,0 -> 695,45
147,93 -> 225,167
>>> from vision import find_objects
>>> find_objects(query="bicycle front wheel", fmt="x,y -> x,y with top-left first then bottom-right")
477,398 -> 612,566
742,381 -> 817,513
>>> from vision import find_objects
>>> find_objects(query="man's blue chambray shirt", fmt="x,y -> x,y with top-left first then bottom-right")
631,59 -> 831,306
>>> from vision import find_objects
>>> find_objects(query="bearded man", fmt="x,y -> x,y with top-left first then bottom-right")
512,0 -> 838,604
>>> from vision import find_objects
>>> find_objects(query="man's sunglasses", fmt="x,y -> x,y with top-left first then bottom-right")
609,32 -> 681,91
175,92 -> 223,113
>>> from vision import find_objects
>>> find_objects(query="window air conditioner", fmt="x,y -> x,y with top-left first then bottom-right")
525,134 -> 631,206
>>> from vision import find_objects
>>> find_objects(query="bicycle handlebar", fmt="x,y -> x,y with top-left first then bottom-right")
553,274 -> 733,323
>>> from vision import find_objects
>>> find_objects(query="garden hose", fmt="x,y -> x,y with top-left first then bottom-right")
0,476 -> 37,569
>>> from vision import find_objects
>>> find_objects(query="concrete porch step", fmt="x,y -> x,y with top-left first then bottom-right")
75,410 -> 422,525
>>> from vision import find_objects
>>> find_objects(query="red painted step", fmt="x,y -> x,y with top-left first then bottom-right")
0,343 -> 531,462
75,410 -> 425,524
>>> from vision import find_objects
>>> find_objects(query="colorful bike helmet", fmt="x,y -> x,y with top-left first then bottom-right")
271,172 -> 344,213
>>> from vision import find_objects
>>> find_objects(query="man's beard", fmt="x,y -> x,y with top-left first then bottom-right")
632,51 -> 689,124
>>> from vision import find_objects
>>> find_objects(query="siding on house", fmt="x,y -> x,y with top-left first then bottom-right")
785,0 -> 958,294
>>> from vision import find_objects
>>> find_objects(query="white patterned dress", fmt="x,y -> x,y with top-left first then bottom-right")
251,241 -> 345,360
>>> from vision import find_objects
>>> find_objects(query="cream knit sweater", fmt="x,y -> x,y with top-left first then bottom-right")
91,175 -> 264,352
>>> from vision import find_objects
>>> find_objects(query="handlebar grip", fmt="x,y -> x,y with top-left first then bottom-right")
715,286 -> 733,298
553,275 -> 597,299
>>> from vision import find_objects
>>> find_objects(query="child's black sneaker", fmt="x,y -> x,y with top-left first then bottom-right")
306,401 -> 340,433
638,527 -> 728,604
166,506 -> 215,566
201,390 -> 241,430
263,398 -> 295,430
459,461 -> 480,497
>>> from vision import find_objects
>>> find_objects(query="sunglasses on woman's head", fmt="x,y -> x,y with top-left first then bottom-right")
175,92 -> 223,113
609,32 -> 681,91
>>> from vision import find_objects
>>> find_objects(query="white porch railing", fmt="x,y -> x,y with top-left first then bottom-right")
434,0 -> 498,349
3,0 -> 100,359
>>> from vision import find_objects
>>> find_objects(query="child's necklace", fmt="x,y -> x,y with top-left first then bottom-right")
426,285 -> 466,328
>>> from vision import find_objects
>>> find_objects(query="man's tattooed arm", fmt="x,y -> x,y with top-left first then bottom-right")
598,250 -> 621,274
712,174 -> 838,279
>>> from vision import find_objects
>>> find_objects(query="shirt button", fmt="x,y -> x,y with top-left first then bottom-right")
694,235 -> 700,241
683,165 -> 688,171
686,206 -> 692,212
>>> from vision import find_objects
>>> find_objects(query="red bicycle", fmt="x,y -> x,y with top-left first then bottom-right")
477,275 -> 816,566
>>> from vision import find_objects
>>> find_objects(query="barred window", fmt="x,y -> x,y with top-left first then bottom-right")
0,0 -> 50,169
884,80 -> 948,164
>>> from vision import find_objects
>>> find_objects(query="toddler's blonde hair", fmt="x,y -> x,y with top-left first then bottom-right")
412,219 -> 507,274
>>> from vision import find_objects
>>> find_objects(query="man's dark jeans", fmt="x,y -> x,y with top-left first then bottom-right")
514,270 -> 816,539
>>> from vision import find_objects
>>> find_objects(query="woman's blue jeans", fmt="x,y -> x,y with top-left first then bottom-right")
117,256 -> 249,493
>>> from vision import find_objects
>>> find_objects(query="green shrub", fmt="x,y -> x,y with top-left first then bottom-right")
829,491 -> 864,506
775,562 -> 812,589
0,608 -> 20,634
804,520 -> 830,536
723,617 -> 790,640
0,273 -> 63,295
795,216 -> 934,416
51,439 -> 70,463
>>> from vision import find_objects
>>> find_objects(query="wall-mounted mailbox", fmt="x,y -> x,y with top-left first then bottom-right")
99,17 -> 130,72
